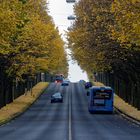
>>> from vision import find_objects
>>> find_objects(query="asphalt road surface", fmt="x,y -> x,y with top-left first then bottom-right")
0,83 -> 140,140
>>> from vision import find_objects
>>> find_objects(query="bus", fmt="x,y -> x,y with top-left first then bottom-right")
88,86 -> 114,113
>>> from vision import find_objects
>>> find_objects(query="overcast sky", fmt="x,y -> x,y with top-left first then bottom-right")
48,0 -> 89,82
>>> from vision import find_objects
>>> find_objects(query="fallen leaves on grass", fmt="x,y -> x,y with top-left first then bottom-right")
0,82 -> 48,124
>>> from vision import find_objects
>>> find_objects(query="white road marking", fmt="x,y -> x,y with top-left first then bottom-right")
69,84 -> 72,140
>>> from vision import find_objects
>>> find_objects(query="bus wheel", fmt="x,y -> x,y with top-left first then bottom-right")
89,111 -> 93,114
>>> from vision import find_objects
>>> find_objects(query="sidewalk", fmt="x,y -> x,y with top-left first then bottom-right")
0,82 -> 49,125
94,82 -> 140,122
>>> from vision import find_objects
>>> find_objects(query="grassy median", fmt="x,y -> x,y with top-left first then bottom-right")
0,82 -> 49,125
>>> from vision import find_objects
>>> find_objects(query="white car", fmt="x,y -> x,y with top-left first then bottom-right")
51,92 -> 63,103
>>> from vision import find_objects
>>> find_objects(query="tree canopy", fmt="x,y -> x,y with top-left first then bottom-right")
0,0 -> 68,80
67,0 -> 140,81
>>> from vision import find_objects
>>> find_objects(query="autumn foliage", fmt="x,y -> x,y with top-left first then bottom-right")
0,0 -> 68,80
67,0 -> 140,81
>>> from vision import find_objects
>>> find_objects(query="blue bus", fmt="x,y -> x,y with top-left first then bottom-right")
88,86 -> 114,113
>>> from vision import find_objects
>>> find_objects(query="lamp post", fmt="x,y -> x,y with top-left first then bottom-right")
67,15 -> 76,20
66,0 -> 76,3
110,70 -> 114,89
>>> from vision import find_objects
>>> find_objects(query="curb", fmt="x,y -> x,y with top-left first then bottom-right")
0,84 -> 49,126
114,107 -> 140,126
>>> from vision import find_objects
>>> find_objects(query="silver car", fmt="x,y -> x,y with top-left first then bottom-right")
51,92 -> 63,103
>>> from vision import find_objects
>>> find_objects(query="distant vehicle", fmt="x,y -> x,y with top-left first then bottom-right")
85,82 -> 92,89
87,88 -> 91,96
61,79 -> 70,86
51,92 -> 63,103
55,74 -> 64,83
67,15 -> 76,20
55,78 -> 63,83
66,0 -> 76,3
88,86 -> 114,113
79,80 -> 86,84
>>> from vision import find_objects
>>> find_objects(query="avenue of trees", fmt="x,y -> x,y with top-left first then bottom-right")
0,0 -> 68,107
67,0 -> 140,109
0,0 -> 68,79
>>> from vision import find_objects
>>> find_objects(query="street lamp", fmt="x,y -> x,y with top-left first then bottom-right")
66,0 -> 76,3
67,15 -> 76,20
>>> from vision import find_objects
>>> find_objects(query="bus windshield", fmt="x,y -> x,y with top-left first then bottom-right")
93,90 -> 112,99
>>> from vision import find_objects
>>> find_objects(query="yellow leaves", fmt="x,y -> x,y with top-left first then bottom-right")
0,12 -> 17,56
68,0 -> 140,83
0,0 -> 68,80
36,58 -> 49,71
111,0 -> 140,47
0,9 -> 16,42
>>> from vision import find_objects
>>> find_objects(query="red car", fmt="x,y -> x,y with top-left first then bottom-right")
55,79 -> 63,83
55,74 -> 64,83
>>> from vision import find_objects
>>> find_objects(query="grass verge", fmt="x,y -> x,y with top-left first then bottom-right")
0,82 -> 49,125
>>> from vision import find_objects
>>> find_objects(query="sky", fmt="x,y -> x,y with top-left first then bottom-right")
48,0 -> 89,82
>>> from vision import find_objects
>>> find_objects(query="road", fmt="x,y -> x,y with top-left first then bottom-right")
0,83 -> 140,140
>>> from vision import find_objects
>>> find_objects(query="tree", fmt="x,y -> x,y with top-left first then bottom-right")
67,0 -> 140,81
0,0 -> 68,80
111,0 -> 140,49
